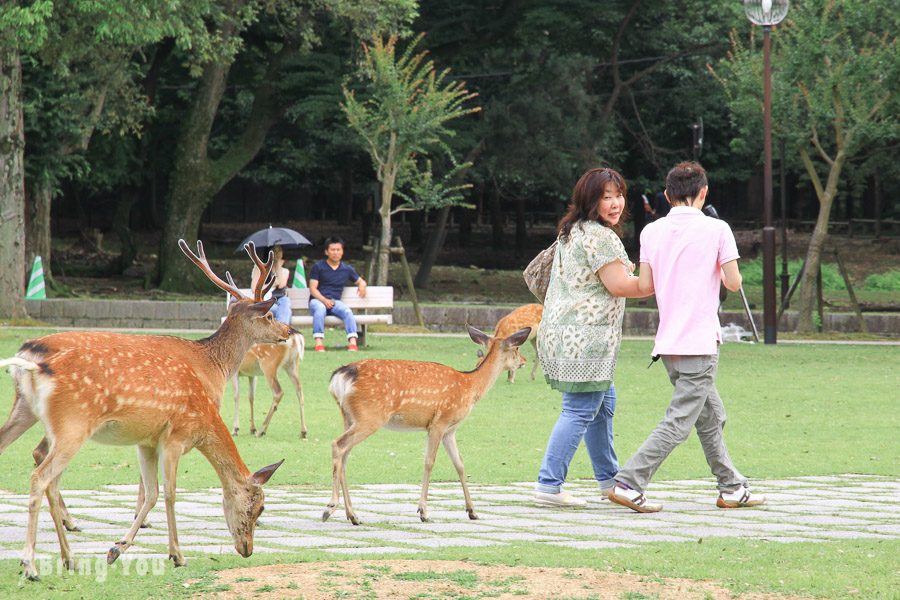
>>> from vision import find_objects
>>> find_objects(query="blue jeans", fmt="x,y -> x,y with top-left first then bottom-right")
309,299 -> 358,338
536,386 -> 619,494
271,295 -> 292,324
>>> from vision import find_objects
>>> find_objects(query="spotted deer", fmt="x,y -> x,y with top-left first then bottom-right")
0,240 -> 291,581
231,333 -> 306,439
322,325 -> 531,525
492,303 -> 543,383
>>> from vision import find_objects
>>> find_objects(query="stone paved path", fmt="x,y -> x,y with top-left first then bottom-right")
0,474 -> 896,561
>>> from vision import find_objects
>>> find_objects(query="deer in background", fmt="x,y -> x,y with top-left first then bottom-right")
0,240 -> 289,580
322,325 -> 531,525
231,333 -> 306,439
492,303 -> 543,383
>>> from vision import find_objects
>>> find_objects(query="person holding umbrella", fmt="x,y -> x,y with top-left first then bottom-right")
308,236 -> 367,352
251,245 -> 291,324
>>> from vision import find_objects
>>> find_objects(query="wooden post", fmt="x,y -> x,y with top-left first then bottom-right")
777,259 -> 805,322
833,249 -> 868,333
816,265 -> 825,332
393,237 -> 425,328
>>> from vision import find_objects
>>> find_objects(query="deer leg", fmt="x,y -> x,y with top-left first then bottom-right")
285,363 -> 307,440
257,373 -> 283,437
22,437 -> 82,581
45,473 -> 75,572
231,374 -> 241,436
323,422 -> 377,525
109,446 -> 159,564
133,474 -> 151,527
418,428 -> 444,522
248,377 -> 257,436
507,367 -> 517,384
32,437 -> 79,531
530,338 -> 539,380
161,447 -> 186,567
0,389 -> 37,454
442,431 -> 477,520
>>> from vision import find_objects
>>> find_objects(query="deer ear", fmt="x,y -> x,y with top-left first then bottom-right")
467,325 -> 490,346
503,327 -> 531,348
250,459 -> 284,485
250,298 -> 277,314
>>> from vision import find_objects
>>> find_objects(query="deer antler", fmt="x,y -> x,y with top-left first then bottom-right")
244,242 -> 276,301
178,239 -> 247,300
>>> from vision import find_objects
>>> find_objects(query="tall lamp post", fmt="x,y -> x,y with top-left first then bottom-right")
744,0 -> 788,345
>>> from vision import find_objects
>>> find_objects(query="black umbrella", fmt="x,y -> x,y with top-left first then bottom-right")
235,226 -> 312,254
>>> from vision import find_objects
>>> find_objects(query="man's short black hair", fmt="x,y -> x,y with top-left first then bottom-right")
665,161 -> 708,203
323,236 -> 345,249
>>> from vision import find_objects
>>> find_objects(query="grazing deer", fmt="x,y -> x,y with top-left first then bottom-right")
0,240 -> 290,581
322,325 -> 531,525
492,303 -> 543,383
231,333 -> 306,439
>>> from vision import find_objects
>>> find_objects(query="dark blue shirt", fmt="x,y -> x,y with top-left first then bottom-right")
308,260 -> 361,301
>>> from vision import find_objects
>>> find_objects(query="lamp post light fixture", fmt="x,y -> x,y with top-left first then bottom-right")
744,0 -> 788,344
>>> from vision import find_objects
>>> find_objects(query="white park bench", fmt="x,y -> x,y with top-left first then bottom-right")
225,286 -> 394,346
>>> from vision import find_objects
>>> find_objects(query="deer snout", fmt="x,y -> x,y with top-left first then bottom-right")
236,539 -> 252,557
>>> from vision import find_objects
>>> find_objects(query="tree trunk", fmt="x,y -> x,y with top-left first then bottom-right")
375,175 -> 394,285
795,148 -> 847,332
157,41 -> 288,291
414,206 -> 450,289
24,178 -> 54,285
489,184 -> 504,250
112,189 -> 139,274
514,196 -> 526,257
337,161 -> 353,225
0,47 -> 28,318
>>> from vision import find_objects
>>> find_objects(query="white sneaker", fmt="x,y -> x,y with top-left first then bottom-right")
717,488 -> 766,508
534,491 -> 587,508
607,483 -> 663,513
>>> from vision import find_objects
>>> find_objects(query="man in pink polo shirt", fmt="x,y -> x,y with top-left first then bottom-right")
608,161 -> 765,513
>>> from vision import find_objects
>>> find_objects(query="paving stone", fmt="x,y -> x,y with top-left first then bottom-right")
468,531 -> 568,542
543,540 -> 636,549
323,545 -> 421,555
535,525 -> 623,537
260,536 -> 354,548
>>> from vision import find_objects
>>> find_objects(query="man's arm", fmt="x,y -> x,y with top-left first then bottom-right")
355,276 -> 367,298
721,259 -> 742,292
309,279 -> 334,308
637,261 -> 655,296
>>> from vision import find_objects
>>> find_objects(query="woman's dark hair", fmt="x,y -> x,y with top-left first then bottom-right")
557,168 -> 629,240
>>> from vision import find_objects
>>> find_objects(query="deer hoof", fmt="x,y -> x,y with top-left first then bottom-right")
255,431 -> 266,438
107,545 -> 122,564
417,508 -> 431,523
21,560 -> 39,581
322,505 -> 335,522
300,431 -> 308,440
63,520 -> 81,532
232,429 -> 239,436
348,514 -> 360,526
169,554 -> 186,568
250,428 -> 257,435
139,519 -> 151,528
467,509 -> 479,520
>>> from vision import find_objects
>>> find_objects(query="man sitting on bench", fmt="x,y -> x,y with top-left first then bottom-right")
308,236 -> 368,352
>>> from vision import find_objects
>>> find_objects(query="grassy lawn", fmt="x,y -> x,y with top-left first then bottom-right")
0,328 -> 897,597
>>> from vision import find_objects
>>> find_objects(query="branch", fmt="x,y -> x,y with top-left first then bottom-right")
810,126 -> 834,166
799,147 -> 825,203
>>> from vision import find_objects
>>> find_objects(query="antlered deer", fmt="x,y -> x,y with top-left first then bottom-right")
0,240 -> 290,581
322,325 -> 531,525
230,333 -> 306,438
492,303 -> 543,383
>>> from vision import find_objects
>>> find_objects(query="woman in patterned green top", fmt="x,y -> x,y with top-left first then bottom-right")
534,168 -> 651,508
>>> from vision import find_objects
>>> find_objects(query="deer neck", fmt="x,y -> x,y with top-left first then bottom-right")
464,344 -> 508,401
197,318 -> 256,382
197,416 -> 251,493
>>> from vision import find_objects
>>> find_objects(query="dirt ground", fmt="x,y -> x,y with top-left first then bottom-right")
205,559 -> 810,599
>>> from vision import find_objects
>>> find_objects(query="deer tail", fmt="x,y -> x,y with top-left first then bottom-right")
328,364 -> 358,410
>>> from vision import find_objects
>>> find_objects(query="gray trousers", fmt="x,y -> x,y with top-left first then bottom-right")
616,353 -> 748,493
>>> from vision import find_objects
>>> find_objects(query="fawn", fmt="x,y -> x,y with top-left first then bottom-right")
230,333 -> 306,439
322,325 -> 531,525
492,303 -> 543,383
0,240 -> 289,580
